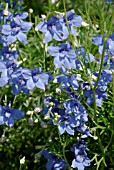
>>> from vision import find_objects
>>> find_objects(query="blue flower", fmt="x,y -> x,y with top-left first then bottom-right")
42,150 -> 68,170
0,46 -> 18,65
58,99 -> 89,136
92,33 -> 114,58
26,68 -> 52,90
48,42 -> 76,68
96,70 -> 112,91
56,74 -> 79,90
92,35 -> 103,46
62,9 -> 82,36
0,61 -> 8,87
71,140 -> 90,170
0,105 -> 24,127
84,88 -> 108,107
1,12 -> 32,44
58,114 -> 77,135
9,67 -> 31,95
36,16 -> 68,43
76,47 -> 95,63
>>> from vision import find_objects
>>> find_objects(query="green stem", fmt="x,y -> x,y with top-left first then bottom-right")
63,0 -> 75,48
93,40 -> 106,90
58,129 -> 71,170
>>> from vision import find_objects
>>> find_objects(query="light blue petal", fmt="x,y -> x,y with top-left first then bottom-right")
43,31 -> 52,43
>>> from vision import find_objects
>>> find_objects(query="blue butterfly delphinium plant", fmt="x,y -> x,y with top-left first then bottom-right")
0,0 -> 114,169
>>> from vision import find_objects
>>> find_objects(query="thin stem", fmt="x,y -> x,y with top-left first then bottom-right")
58,129 -> 71,170
93,40 -> 106,90
63,0 -> 75,48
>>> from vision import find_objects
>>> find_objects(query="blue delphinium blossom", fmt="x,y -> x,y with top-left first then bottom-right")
48,42 -> 76,69
5,0 -> 23,10
71,140 -> 90,170
56,74 -> 80,90
62,9 -> 82,36
81,70 -> 112,107
92,33 -> 114,70
57,99 -> 90,136
42,96 -> 62,123
26,67 -> 52,91
84,88 -> 108,107
0,61 -> 8,87
92,35 -> 103,46
76,47 -> 95,64
1,12 -> 32,44
0,46 -> 18,64
58,114 -> 78,135
92,33 -> 114,55
42,150 -> 68,170
36,15 -> 68,43
96,70 -> 112,91
0,105 -> 24,127
9,67 -> 31,95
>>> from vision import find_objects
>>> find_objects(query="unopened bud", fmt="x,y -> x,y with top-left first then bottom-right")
49,102 -> 54,107
34,106 -> 41,113
28,118 -> 34,126
35,151 -> 42,159
56,88 -> 61,93
53,78 -> 57,83
40,121 -> 47,128
0,134 -> 6,143
29,8 -> 33,13
3,10 -> 8,16
20,156 -> 25,164
94,136 -> 98,140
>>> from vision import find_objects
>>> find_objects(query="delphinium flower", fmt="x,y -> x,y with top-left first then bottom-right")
92,33 -> 114,69
42,149 -> 68,170
0,46 -> 19,65
26,67 -> 52,91
61,9 -> 82,36
71,140 -> 90,170
56,73 -> 81,90
36,15 -> 68,43
47,42 -> 77,69
42,96 -> 62,122
9,67 -> 31,95
95,69 -> 112,91
0,61 -> 8,87
58,112 -> 78,135
0,105 -> 24,127
76,46 -> 95,64
1,11 -> 32,44
81,69 -> 112,107
59,99 -> 91,137
4,0 -> 23,10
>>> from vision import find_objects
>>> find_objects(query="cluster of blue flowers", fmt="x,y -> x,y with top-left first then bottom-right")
36,9 -> 113,170
0,2 -> 52,126
36,9 -> 82,43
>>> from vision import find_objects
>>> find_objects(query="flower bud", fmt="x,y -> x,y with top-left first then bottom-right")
28,118 -> 34,126
29,8 -> 33,13
20,156 -> 25,164
34,106 -> 41,113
